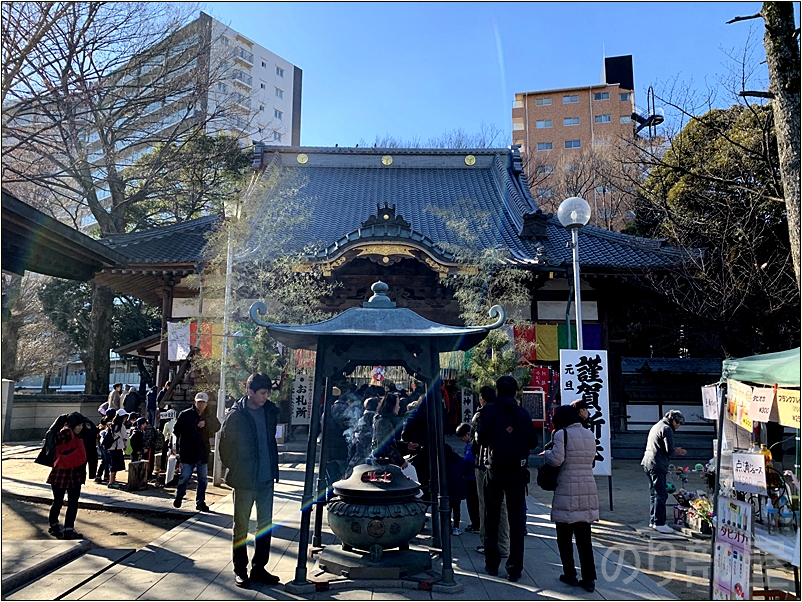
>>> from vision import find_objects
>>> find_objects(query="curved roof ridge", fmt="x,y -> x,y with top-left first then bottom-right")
491,153 -> 536,232
103,214 -> 220,246
266,145 -> 511,156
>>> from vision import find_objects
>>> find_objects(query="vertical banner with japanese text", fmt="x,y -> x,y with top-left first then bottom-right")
461,389 -> 475,425
713,497 -> 752,600
559,350 -> 611,476
291,372 -> 314,426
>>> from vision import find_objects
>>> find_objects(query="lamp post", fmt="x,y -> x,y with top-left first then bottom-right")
213,199 -> 241,486
557,197 -> 591,350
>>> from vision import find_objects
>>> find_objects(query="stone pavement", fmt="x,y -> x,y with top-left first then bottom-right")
4,463 -> 676,600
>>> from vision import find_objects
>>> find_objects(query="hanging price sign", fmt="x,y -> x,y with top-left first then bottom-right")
747,388 -> 775,423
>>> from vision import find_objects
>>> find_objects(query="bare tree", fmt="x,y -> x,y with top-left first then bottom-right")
728,2 -> 800,292
1,3 -> 244,393
360,123 -> 507,149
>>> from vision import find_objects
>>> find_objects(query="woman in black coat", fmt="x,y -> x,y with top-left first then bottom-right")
371,393 -> 406,468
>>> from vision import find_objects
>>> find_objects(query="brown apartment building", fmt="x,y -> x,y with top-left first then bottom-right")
512,55 -> 637,230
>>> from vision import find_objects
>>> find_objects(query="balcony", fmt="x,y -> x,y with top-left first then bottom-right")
232,70 -> 252,88
234,47 -> 254,65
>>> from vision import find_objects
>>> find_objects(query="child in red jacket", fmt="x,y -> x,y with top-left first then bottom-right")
47,413 -> 88,539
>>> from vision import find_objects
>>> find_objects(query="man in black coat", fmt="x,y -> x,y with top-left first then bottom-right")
172,392 -> 220,512
475,375 -> 538,583
219,373 -> 281,589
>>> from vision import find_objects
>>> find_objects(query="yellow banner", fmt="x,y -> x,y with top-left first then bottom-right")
727,379 -> 753,431
775,388 -> 800,429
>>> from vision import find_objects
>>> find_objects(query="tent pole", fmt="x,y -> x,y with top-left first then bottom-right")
313,377 -> 334,548
708,382 -> 728,599
431,342 -> 455,585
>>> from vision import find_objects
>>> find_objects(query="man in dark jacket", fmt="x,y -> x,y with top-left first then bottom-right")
475,375 -> 538,583
146,385 -> 159,430
641,410 -> 686,533
173,392 -> 221,512
123,386 -> 141,414
219,373 -> 281,589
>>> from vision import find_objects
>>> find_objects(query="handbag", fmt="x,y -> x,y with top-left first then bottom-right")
537,428 -> 567,491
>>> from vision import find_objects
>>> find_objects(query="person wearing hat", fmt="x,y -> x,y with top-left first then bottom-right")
46,413 -> 88,539
642,410 -> 687,533
173,392 -> 221,512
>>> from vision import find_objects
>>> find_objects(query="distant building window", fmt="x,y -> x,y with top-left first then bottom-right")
217,83 -> 227,94
593,91 -> 610,100
274,109 -> 282,120
536,97 -> 552,106
536,119 -> 552,129
537,142 -> 553,151
619,92 -> 632,101
594,114 -> 612,124
261,61 -> 267,68
563,94 -> 579,104
275,88 -> 283,99
221,36 -> 229,46
260,83 -> 266,89
596,185 -> 609,194
565,139 -> 581,149
594,137 -> 611,146
598,208 -> 617,218
536,187 -> 554,198
260,105 -> 265,111
625,210 -> 636,219
564,163 -> 578,173
536,164 -> 555,175
564,117 -> 580,126
273,131 -> 282,142
620,115 -> 632,124
276,66 -> 284,77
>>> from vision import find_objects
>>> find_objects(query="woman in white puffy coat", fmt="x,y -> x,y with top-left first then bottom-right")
544,404 -> 599,593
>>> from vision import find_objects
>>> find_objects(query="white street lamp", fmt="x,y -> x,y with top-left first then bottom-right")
557,196 -> 591,350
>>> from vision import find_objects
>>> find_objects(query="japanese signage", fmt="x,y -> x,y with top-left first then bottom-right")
528,367 -> 550,395
713,497 -> 752,600
522,389 -> 546,422
291,372 -> 314,426
727,379 -> 753,432
775,388 -> 800,428
732,452 -> 767,495
461,389 -> 475,424
747,388 -> 775,423
559,350 -> 611,476
167,321 -> 191,361
702,385 -> 719,420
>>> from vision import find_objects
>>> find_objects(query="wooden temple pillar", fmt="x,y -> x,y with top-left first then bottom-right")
156,278 -> 176,388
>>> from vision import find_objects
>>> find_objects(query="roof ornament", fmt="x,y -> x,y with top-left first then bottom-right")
361,203 -> 411,228
362,281 -> 396,308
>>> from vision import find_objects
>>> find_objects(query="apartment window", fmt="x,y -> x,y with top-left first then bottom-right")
593,91 -> 610,100
563,94 -> 579,104
275,88 -> 283,99
594,114 -> 612,124
260,105 -> 265,111
536,164 -> 555,175
619,92 -> 632,101
276,66 -> 284,77
273,131 -> 282,142
274,109 -> 282,120
535,119 -> 552,129
594,137 -> 611,146
513,94 -> 524,109
625,210 -> 636,219
512,118 -> 525,131
536,187 -> 554,198
596,185 -> 608,194
261,61 -> 267,68
536,97 -> 552,106
217,83 -> 227,94
563,117 -> 580,126
536,142 -> 553,151
564,163 -> 578,173
565,139 -> 581,149
260,83 -> 266,89
220,36 -> 229,46
598,208 -> 617,218
620,115 -> 632,124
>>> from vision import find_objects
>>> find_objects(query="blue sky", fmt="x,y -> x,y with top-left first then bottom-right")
202,2 -> 787,147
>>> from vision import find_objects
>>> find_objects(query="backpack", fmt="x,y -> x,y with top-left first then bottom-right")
537,428 -> 568,491
101,428 -> 115,450
487,402 -> 534,469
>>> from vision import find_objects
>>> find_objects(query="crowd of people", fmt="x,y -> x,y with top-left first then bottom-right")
35,369 -> 690,593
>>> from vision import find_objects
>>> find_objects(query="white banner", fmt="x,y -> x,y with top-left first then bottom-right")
290,372 -> 314,426
702,385 -> 719,420
461,389 -> 475,425
167,321 -> 190,361
748,388 -> 775,423
560,349 -> 611,476
733,452 -> 768,495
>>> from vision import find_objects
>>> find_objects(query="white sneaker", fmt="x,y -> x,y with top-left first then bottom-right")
452,527 -> 461,536
653,524 -> 674,534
